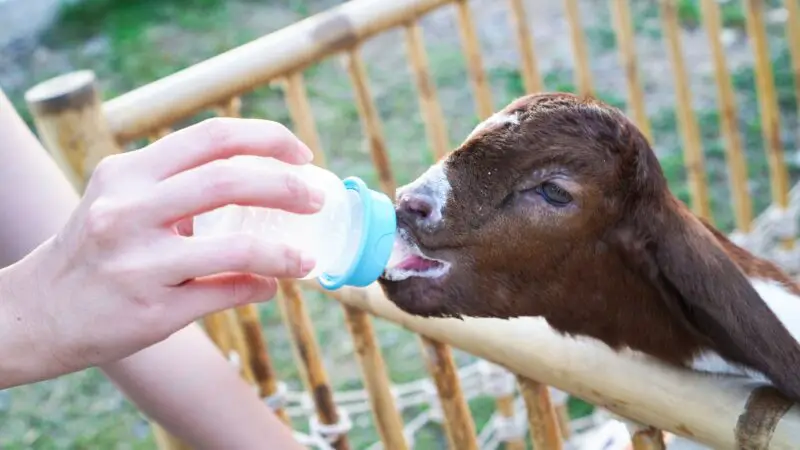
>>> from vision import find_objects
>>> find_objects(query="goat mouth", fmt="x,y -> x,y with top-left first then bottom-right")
381,231 -> 450,282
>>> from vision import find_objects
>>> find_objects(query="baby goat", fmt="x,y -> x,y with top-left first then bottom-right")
379,92 -> 800,403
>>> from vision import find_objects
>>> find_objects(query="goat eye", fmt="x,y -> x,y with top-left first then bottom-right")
538,182 -> 572,206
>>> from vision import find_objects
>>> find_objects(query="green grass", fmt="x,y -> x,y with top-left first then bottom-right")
1,0 -> 799,448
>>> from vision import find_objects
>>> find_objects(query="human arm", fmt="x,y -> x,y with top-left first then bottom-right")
0,88 -> 307,448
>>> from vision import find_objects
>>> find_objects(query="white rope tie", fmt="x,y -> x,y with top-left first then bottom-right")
728,229 -> 751,248
424,382 -> 444,422
492,414 -> 526,442
309,407 -> 353,444
768,207 -> 798,241
548,387 -> 570,406
227,350 -> 241,370
264,381 -> 288,411
479,361 -> 516,398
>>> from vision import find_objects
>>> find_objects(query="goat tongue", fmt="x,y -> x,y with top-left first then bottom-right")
396,255 -> 442,272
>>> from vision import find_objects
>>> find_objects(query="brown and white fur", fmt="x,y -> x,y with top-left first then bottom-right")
378,92 -> 800,404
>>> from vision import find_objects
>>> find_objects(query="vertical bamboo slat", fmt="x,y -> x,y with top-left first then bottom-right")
404,21 -> 451,161
659,0 -> 713,223
507,0 -> 544,93
344,50 -> 396,194
421,338 -> 479,450
563,0 -> 594,97
277,280 -> 350,450
343,305 -> 409,450
235,304 -> 291,424
345,45 -> 479,450
283,72 -> 327,167
743,0 -> 794,248
282,70 -> 409,450
610,0 -> 654,143
455,0 -> 494,119
631,426 -> 667,450
700,0 -> 753,233
517,377 -> 563,450
25,70 -> 188,450
785,0 -> 800,118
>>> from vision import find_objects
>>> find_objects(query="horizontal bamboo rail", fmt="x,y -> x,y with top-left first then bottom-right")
306,282 -> 800,450
101,0 -> 453,143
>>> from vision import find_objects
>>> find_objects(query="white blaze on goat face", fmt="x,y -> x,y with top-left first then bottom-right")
383,160 -> 453,281
394,160 -> 451,226
466,111 -> 521,141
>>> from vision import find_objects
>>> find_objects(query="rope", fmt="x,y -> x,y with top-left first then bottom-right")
309,407 -> 353,444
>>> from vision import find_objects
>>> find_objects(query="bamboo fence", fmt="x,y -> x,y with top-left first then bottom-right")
22,0 -> 800,449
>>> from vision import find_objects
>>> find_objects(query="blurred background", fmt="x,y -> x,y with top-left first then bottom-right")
0,0 -> 797,448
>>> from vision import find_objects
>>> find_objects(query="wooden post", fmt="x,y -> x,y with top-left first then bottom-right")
24,70 -> 189,450
562,0 -> 594,97
699,0 -> 753,234
276,280 -> 351,450
609,0 -> 653,143
507,0 -> 544,94
25,71 -> 119,191
517,377 -> 563,450
659,0 -> 713,223
631,426 -> 667,450
455,0 -> 494,119
743,0 -> 794,249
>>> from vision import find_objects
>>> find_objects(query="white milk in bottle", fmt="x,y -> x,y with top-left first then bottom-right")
193,155 -> 397,289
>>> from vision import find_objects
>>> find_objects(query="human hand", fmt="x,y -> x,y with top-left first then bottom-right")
1,118 -> 324,383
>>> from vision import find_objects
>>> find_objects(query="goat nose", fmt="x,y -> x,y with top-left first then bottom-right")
398,193 -> 435,220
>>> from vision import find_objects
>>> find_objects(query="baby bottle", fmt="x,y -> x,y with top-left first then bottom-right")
192,155 -> 397,290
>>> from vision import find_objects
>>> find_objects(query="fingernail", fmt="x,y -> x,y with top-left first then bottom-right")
309,188 -> 325,210
300,253 -> 316,274
298,142 -> 314,163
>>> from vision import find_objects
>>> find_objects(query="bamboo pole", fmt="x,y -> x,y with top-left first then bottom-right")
454,0 -> 494,119
281,71 -> 409,450
101,0 -> 454,143
25,70 -> 117,191
282,72 -> 327,167
785,0 -> 800,120
563,0 -> 594,97
507,0 -> 544,94
344,305 -> 409,450
24,70 -> 189,450
403,21 -> 451,160
631,426 -> 667,450
610,0 -> 653,143
276,280 -> 350,450
304,281 -> 800,449
659,0 -> 713,223
517,377 -> 563,450
743,0 -> 794,249
344,45 -> 479,449
699,0 -> 753,234
344,50 -> 396,194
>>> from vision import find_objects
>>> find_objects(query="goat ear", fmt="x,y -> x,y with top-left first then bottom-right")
616,199 -> 800,402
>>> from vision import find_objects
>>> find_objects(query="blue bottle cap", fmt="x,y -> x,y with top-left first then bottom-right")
317,176 -> 397,290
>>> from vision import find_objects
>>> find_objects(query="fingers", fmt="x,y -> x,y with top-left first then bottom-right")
162,233 -> 316,284
139,156 -> 326,225
133,118 -> 314,180
170,273 -> 278,323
